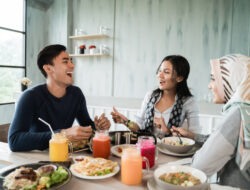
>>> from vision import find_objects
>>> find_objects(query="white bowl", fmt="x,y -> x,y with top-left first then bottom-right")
161,137 -> 195,153
154,165 -> 207,190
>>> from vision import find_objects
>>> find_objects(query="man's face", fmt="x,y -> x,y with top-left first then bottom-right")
46,51 -> 74,87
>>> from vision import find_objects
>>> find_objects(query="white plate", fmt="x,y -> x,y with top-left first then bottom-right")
147,178 -> 161,190
111,144 -> 136,157
70,158 -> 120,180
158,144 -> 199,157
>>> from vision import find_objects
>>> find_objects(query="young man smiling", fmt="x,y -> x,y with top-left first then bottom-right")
8,44 -> 110,151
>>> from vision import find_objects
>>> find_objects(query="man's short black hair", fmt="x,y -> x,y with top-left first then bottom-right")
37,44 -> 66,78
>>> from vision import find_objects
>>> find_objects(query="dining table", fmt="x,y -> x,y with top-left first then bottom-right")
0,142 -> 240,190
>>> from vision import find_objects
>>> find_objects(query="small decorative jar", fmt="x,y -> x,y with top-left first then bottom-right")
89,45 -> 96,54
79,45 -> 86,54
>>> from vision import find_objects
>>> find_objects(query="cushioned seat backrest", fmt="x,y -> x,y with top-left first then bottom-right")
0,123 -> 10,143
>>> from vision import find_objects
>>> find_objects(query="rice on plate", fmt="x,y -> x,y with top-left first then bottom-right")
3,167 -> 38,190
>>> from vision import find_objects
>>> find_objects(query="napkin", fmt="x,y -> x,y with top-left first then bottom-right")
159,157 -> 192,167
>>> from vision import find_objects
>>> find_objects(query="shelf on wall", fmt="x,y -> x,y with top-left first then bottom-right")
69,34 -> 109,40
69,53 -> 109,57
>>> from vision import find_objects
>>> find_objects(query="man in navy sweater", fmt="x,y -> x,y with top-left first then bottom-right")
8,44 -> 111,151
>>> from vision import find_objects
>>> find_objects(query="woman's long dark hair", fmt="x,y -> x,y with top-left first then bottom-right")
152,55 -> 192,98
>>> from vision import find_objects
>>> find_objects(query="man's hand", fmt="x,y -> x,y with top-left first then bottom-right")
61,126 -> 92,141
154,116 -> 170,134
94,113 -> 111,130
110,107 -> 128,124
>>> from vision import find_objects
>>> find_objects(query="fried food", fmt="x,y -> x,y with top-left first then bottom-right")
71,140 -> 88,149
71,157 -> 117,176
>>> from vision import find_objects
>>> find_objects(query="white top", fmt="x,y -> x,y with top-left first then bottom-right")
135,91 -> 200,133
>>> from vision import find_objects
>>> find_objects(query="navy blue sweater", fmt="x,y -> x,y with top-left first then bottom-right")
8,84 -> 95,151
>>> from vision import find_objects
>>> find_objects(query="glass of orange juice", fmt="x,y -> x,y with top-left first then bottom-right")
92,130 -> 110,159
121,147 -> 149,185
49,133 -> 73,162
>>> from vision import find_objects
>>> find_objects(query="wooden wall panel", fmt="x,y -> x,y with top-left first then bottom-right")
114,0 -> 234,98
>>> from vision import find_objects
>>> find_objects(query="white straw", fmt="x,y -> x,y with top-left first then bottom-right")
38,117 -> 55,135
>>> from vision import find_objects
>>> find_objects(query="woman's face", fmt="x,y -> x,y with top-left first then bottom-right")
208,72 -> 224,103
157,61 -> 181,91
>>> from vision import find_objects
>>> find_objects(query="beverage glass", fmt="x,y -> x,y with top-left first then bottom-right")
121,147 -> 149,185
92,130 -> 110,159
99,26 -> 109,35
49,133 -> 73,162
137,136 -> 158,168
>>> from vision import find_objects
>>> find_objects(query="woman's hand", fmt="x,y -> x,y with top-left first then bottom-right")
154,116 -> 170,134
94,113 -> 111,130
110,107 -> 128,124
170,126 -> 195,139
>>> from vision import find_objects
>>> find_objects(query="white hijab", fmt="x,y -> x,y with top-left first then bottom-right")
210,54 -> 249,106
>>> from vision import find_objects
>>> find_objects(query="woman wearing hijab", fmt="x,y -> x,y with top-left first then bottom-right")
171,54 -> 250,188
111,55 -> 200,138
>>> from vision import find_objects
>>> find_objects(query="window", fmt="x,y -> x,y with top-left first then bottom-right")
0,0 -> 26,104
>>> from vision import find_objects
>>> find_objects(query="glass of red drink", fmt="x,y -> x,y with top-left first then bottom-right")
136,136 -> 157,168
92,130 -> 110,159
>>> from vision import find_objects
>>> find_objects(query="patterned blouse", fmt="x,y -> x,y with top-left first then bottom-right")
135,91 -> 200,136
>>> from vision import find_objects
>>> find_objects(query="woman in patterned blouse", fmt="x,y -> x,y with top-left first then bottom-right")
111,55 -> 199,138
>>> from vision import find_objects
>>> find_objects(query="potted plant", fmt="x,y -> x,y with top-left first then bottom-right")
20,77 -> 32,91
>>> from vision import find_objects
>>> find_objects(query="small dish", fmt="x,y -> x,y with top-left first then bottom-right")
37,164 -> 57,176
111,144 -> 136,157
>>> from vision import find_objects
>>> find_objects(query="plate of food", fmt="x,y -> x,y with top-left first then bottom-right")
70,156 -> 119,180
157,144 -> 199,157
1,163 -> 71,190
154,165 -> 207,190
71,140 -> 90,153
111,144 -> 136,157
161,137 -> 195,154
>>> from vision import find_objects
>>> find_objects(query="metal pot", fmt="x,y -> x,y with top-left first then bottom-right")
109,130 -> 157,145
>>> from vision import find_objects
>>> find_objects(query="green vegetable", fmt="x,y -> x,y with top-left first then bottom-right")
104,169 -> 111,174
50,166 -> 68,186
96,171 -> 104,176
23,184 -> 37,190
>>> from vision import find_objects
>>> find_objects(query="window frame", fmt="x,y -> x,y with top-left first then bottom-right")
0,0 -> 27,105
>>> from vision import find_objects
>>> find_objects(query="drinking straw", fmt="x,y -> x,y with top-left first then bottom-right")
38,117 -> 55,135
